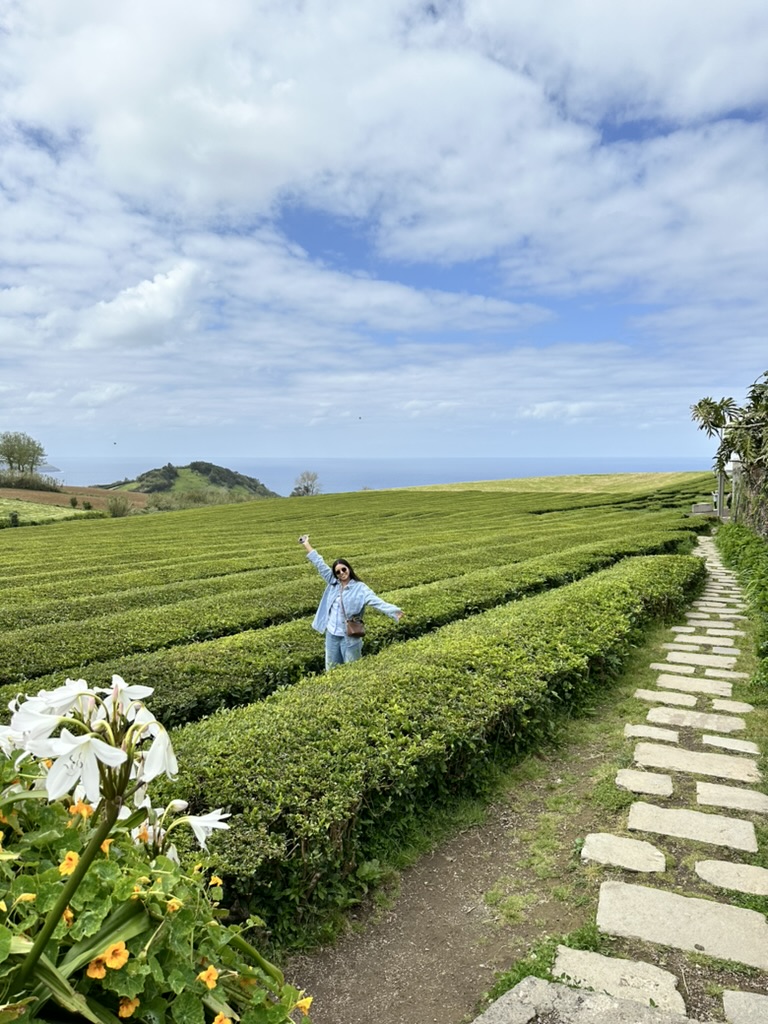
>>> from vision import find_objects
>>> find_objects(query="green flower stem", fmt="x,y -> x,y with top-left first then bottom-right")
15,799 -> 121,990
228,931 -> 284,987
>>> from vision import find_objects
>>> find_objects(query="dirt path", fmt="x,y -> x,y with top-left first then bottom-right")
285,722 -> 623,1024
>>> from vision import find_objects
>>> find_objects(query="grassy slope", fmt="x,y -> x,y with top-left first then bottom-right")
415,471 -> 714,493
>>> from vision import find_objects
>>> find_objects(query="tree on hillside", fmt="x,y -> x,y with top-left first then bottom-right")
290,471 -> 322,497
0,431 -> 47,473
690,396 -> 738,517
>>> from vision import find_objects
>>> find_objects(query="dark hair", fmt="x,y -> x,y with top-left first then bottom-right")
332,558 -> 361,582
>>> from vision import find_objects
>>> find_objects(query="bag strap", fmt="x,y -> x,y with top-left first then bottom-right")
338,585 -> 358,623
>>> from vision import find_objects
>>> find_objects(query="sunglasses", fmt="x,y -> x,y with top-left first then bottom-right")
334,566 -> 350,577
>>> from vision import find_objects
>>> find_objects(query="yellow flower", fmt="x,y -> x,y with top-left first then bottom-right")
59,851 -> 80,876
296,995 -> 313,1016
0,810 -> 8,824
0,900 -> 6,912
104,941 -> 129,970
209,875 -> 223,887
136,824 -> 150,843
212,1014 -> 231,1024
62,906 -> 74,927
16,893 -> 37,904
196,965 -> 219,990
100,838 -> 114,857
86,956 -> 107,979
69,799 -> 93,820
118,997 -> 140,1018
166,897 -> 183,913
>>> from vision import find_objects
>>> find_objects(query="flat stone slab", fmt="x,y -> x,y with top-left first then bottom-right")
646,707 -> 746,733
596,881 -> 768,970
552,946 -> 684,1013
705,668 -> 749,680
670,625 -> 695,633
667,650 -> 737,668
616,769 -> 673,797
650,662 -> 695,674
634,742 -> 762,783
695,860 -> 768,895
684,619 -> 738,628
581,833 -> 666,872
703,735 -> 760,754
723,989 -> 768,1023
697,782 -> 768,813
706,628 -> 745,636
713,646 -> 741,655
713,698 -> 755,713
655,673 -> 731,697
625,724 -> 679,742
627,801 -> 757,852
634,689 -> 697,707
667,634 -> 734,646
472,976 -> 698,1024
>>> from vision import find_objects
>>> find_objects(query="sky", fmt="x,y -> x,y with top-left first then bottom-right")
1,0 -> 767,465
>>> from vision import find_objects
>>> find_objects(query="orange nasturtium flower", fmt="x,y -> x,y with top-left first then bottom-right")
296,996 -> 313,1016
209,875 -> 223,887
196,965 -> 219,990
212,1014 -> 231,1024
104,941 -> 130,969
86,956 -> 107,979
166,897 -> 183,913
15,893 -> 36,904
100,838 -> 114,857
69,799 -> 93,820
118,997 -> 140,1018
58,851 -> 80,876
62,906 -> 74,927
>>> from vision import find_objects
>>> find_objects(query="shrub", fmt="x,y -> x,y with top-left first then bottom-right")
82,501 -> 92,510
166,553 -> 705,944
0,677 -> 311,1022
69,495 -> 78,507
107,494 -> 132,518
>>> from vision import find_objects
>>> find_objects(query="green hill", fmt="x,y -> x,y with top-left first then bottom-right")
106,461 -> 280,498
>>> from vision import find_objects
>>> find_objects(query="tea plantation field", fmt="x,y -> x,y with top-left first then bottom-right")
0,474 -> 712,939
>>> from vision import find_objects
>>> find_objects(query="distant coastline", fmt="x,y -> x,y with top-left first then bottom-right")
47,456 -> 713,498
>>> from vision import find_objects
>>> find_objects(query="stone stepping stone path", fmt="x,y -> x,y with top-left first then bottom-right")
474,536 -> 768,1023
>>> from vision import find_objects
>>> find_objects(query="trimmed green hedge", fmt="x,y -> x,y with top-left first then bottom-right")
7,528 -> 692,723
716,523 -> 768,684
165,553 -> 705,944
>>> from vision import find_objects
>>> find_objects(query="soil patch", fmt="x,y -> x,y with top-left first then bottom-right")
0,486 -> 148,512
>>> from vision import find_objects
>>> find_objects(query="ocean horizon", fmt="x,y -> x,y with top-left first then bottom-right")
44,455 -> 714,498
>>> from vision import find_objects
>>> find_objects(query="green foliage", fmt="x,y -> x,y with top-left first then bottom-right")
107,495 -> 133,519
70,496 -> 79,508
0,686 -> 310,1024
0,431 -> 47,474
164,554 -> 704,944
716,522 -> 768,683
124,462 -> 279,499
0,470 -> 62,492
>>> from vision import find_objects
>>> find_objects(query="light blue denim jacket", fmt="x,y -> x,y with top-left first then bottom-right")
307,550 -> 402,634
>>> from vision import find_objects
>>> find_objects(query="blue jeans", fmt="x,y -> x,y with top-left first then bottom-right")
325,632 -> 363,670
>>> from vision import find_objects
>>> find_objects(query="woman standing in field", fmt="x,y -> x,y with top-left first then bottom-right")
299,534 -> 404,670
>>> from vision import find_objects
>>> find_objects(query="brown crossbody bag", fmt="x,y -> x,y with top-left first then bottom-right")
338,587 -> 366,637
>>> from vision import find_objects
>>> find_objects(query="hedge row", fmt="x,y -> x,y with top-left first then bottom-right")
164,553 -> 706,943
716,523 -> 768,685
0,507 -> 690,629
5,527 -> 693,711
0,513 -> 699,683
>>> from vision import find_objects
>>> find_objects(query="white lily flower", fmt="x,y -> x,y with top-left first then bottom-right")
25,679 -> 95,718
100,675 -> 154,720
10,707 -> 62,745
167,799 -> 188,813
184,809 -> 231,849
0,725 -> 24,757
141,726 -> 178,783
45,728 -> 128,803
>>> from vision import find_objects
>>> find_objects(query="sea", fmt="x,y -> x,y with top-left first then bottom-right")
44,456 -> 713,498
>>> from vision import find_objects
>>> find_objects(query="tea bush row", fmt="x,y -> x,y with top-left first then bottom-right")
165,553 -> 706,943
0,525 -> 694,689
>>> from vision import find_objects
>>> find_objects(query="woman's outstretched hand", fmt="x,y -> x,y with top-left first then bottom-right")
298,535 -> 313,552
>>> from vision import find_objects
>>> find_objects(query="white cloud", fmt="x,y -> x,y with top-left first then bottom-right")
0,0 -> 766,462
